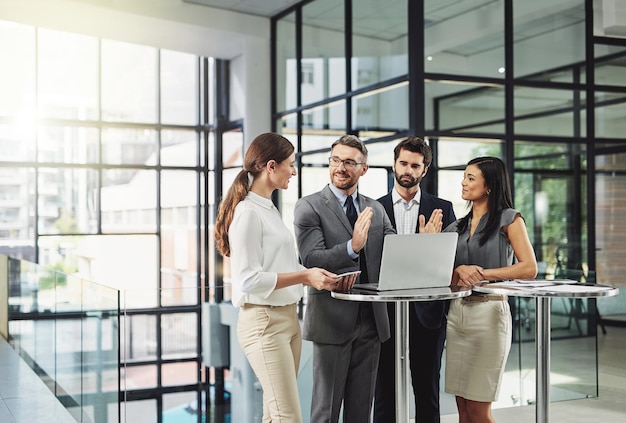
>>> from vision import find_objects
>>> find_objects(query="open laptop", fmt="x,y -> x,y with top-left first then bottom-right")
357,232 -> 458,291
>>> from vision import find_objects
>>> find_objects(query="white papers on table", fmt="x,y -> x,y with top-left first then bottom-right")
488,280 -> 553,288
532,284 -> 613,293
515,279 -> 578,285
484,280 -> 613,293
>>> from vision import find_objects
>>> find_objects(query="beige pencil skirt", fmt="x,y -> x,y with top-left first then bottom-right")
444,296 -> 512,402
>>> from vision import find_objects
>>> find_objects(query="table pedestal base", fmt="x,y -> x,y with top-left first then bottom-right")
395,301 -> 410,423
536,297 -> 551,423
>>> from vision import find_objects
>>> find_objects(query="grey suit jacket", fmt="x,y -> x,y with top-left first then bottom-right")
294,185 -> 394,345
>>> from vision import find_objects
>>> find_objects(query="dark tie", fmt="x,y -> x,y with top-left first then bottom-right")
345,195 -> 369,283
345,195 -> 357,227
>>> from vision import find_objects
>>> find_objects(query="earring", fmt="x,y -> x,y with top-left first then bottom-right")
487,189 -> 491,195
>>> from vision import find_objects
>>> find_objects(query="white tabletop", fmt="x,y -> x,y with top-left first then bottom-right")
473,280 -> 619,299
331,285 -> 471,302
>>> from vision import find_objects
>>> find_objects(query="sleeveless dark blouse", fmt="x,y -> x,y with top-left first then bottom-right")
444,208 -> 520,269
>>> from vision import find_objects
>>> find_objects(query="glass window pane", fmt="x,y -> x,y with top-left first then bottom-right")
438,169 -> 466,219
595,91 -> 626,139
352,0 -> 408,89
38,126 -> 99,163
163,392 -> 200,419
122,399 -> 157,423
357,166 -> 388,199
425,0 -> 504,78
300,167 -> 331,197
83,235 -> 158,303
426,80 -> 505,134
161,130 -> 198,167
595,144 -> 626,172
0,167 -> 35,261
161,171 -> 198,302
302,0 -> 345,104
595,45 -> 626,87
514,0 -> 585,81
437,137 -> 504,169
0,21 -> 36,163
38,28 -> 99,120
514,87 -> 584,137
222,131 -> 244,168
353,83 -> 408,135
161,313 -> 197,361
0,123 -> 36,162
522,67 -> 579,84
301,133 -> 337,156
201,131 -> 209,169
0,21 -> 35,119
596,166 -> 626,288
222,167 -> 242,196
594,0 -> 626,38
302,100 -> 346,133
102,128 -> 158,165
276,12 -> 297,112
515,142 -> 582,170
38,167 -> 98,235
362,138 -> 402,167
278,113 -> 299,137
161,49 -> 198,125
203,57 -> 214,126
124,363 -> 157,389
37,235 -> 82,276
101,169 -> 157,233
514,140 -> 588,281
102,39 -> 158,123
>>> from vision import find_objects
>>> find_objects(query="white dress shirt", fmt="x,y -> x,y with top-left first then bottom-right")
392,187 -> 421,235
228,191 -> 304,307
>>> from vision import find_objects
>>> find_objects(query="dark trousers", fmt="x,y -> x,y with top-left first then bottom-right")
374,302 -> 446,423
311,304 -> 380,423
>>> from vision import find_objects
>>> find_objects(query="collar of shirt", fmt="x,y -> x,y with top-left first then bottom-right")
392,187 -> 420,208
328,183 -> 360,213
246,191 -> 275,210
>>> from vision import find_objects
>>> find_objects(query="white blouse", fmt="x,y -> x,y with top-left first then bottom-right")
228,191 -> 304,307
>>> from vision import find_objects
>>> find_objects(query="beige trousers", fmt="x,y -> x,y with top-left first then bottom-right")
237,303 -> 303,423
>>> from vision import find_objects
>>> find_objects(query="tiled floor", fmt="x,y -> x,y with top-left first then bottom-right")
0,338 -> 75,423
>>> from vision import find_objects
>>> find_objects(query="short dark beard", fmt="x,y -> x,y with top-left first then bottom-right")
394,171 -> 421,189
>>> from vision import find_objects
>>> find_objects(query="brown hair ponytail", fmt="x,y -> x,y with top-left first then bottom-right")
214,132 -> 295,257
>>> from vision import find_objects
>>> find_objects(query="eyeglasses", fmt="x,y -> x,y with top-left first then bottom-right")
328,156 -> 366,170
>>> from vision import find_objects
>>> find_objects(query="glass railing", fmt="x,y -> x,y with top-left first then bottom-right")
505,270 -> 602,408
120,283 -> 605,422
1,255 -> 120,423
1,259 -> 609,422
120,287 -> 232,423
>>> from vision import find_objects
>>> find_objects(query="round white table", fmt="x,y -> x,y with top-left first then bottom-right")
331,285 -> 471,423
473,281 -> 619,423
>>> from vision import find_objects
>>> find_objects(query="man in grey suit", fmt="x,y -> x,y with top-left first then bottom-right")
294,134 -> 394,422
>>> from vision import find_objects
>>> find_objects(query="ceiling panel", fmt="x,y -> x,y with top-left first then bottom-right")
182,0 -> 302,17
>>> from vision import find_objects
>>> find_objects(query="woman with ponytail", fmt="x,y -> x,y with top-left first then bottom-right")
214,132 -> 339,422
